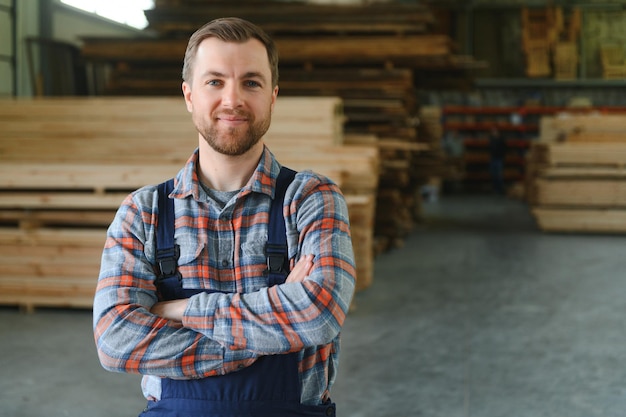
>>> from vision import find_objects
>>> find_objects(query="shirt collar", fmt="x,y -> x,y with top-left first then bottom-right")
171,146 -> 283,200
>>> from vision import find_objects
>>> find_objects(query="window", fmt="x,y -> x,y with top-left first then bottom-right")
60,0 -> 154,29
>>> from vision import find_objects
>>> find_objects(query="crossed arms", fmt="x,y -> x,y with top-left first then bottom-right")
93,178 -> 356,379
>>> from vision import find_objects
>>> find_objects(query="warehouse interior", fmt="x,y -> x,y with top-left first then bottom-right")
2,0 -> 626,416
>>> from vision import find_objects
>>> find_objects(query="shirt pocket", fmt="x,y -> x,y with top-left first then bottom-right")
240,237 -> 271,291
174,231 -> 208,287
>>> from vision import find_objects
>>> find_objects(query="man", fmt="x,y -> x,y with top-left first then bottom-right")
488,126 -> 506,194
93,17 -> 355,417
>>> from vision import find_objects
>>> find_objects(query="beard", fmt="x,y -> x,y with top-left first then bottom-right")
194,108 -> 271,156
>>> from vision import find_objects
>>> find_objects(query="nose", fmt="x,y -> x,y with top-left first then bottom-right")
221,83 -> 243,108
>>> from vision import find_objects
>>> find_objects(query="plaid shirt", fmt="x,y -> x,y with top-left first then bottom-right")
93,147 -> 356,405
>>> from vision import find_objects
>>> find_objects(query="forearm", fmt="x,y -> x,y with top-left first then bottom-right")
183,272 -> 354,354
94,194 -> 259,378
94,296 -> 256,378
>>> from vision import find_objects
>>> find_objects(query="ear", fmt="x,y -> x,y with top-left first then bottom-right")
270,85 -> 279,113
182,81 -> 193,113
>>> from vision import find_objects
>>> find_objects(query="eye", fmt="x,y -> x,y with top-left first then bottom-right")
244,80 -> 261,88
206,79 -> 221,87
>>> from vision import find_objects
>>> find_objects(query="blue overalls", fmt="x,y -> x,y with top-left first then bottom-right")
140,167 -> 337,417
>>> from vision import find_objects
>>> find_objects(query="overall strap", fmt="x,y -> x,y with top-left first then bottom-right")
155,178 -> 178,281
266,167 -> 296,286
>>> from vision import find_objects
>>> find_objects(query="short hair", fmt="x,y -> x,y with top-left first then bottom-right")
182,17 -> 279,88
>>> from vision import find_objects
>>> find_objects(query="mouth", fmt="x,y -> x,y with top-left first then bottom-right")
217,112 -> 249,125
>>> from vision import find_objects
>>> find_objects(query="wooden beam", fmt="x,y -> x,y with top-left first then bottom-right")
533,207 -> 626,233
81,35 -> 453,64
534,178 -> 626,207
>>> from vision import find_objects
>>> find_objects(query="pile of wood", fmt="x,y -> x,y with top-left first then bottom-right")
527,113 -> 626,233
0,97 -> 378,311
600,44 -> 626,80
521,6 -> 580,78
148,0 -> 435,36
79,0 -> 482,253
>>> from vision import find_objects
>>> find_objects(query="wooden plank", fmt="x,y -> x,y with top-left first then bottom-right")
2,263 -> 99,278
0,97 -> 341,122
533,207 -> 626,233
539,114 -> 626,143
146,2 -> 435,36
0,163 -> 181,189
0,210 -> 115,228
344,194 -> 375,292
0,97 -> 188,117
278,35 -> 452,64
0,228 -> 106,246
566,131 -> 626,143
81,35 -> 453,64
538,166 -> 626,178
0,192 -> 129,209
0,241 -> 104,260
534,178 -> 626,207
378,139 -> 429,152
544,143 -> 626,166
0,291 -> 95,310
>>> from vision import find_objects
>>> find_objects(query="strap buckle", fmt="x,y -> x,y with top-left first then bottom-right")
265,243 -> 287,273
156,246 -> 180,277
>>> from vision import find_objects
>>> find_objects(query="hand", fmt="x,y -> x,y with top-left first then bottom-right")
150,299 -> 189,322
286,254 -> 314,283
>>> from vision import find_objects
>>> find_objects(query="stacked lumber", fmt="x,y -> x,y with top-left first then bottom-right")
600,44 -> 626,80
521,6 -> 580,79
553,42 -> 578,80
79,0 -> 483,253
527,113 -> 626,233
148,1 -> 435,36
277,68 -> 424,252
521,7 -> 558,77
413,106 -> 453,181
0,97 -> 378,311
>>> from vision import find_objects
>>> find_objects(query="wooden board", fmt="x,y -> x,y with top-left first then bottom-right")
146,2 -> 435,36
533,178 -> 626,207
537,166 -> 626,178
533,207 -> 626,233
539,114 -> 626,143
81,35 -> 454,65
536,143 -> 626,167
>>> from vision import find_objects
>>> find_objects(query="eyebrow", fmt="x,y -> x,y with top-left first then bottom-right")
243,72 -> 267,82
201,70 -> 267,82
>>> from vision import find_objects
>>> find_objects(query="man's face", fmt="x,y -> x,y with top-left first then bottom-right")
182,37 -> 278,156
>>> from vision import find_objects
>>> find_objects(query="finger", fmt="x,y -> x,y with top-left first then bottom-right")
297,254 -> 314,274
286,254 -> 314,283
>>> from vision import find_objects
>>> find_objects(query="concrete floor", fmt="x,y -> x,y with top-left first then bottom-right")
1,194 -> 626,417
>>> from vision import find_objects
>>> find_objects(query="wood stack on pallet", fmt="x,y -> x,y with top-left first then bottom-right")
79,0 -> 482,253
527,113 -> 626,233
0,97 -> 378,311
521,7 -> 557,77
521,6 -> 580,79
600,44 -> 626,80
